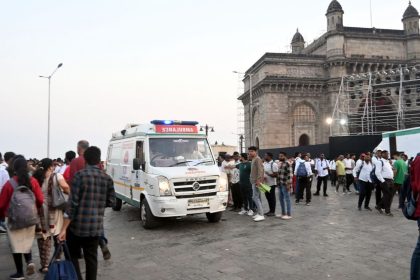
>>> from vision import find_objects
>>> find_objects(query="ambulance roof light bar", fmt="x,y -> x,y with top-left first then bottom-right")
151,120 -> 199,126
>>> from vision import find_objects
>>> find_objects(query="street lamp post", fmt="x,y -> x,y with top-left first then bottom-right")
200,124 -> 215,137
39,63 -> 63,158
233,71 -> 253,146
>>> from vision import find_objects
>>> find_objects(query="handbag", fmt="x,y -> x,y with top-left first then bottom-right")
50,174 -> 67,210
45,241 -> 78,280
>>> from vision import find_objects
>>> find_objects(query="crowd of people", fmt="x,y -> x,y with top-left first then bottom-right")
0,140 -> 115,280
219,147 -> 418,221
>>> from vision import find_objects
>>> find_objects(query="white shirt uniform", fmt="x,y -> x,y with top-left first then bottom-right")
375,158 -> 394,183
315,159 -> 329,177
329,160 -> 336,170
353,160 -> 373,182
0,169 -> 10,193
0,162 -> 7,171
231,161 -> 240,184
263,160 -> 279,186
343,158 -> 355,175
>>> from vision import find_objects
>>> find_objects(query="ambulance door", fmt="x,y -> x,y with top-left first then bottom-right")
108,143 -> 126,198
132,140 -> 145,205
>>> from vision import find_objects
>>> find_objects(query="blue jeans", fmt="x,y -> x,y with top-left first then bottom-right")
252,184 -> 264,216
279,184 -> 291,216
412,220 -> 420,280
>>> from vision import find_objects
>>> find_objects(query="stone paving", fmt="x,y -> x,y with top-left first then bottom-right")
0,185 -> 418,280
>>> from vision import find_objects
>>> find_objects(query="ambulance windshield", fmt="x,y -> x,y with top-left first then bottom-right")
149,138 -> 214,167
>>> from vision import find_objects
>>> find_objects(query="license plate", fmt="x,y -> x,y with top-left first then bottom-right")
188,198 -> 210,208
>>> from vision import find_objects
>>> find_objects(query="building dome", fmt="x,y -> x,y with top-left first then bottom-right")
403,1 -> 419,20
326,0 -> 344,15
292,29 -> 305,44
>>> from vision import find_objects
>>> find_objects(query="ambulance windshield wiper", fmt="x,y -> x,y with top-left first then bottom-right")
169,160 -> 194,167
194,160 -> 214,166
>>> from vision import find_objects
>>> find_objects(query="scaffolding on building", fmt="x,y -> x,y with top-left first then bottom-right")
331,65 -> 420,136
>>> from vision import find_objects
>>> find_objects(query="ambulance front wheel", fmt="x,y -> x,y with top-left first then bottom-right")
112,198 -> 122,211
206,212 -> 223,223
140,198 -> 159,229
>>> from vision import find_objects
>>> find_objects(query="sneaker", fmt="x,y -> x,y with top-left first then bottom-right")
295,200 -> 300,205
313,193 -> 320,196
355,191 -> 360,195
253,215 -> 265,222
365,207 -> 372,211
246,210 -> 254,216
275,214 -> 285,218
101,244 -> 111,260
306,202 -> 311,206
9,273 -> 24,280
265,212 -> 275,217
385,212 -> 394,217
26,263 -> 35,276
323,194 -> 329,197
375,205 -> 384,214
348,190 -> 352,194
282,215 -> 292,220
238,209 -> 247,215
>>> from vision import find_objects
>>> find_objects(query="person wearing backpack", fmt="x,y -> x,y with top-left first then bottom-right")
372,149 -> 383,208
33,158 -> 70,273
0,156 -> 44,280
410,153 -> 420,279
294,154 -> 313,205
353,154 -> 373,211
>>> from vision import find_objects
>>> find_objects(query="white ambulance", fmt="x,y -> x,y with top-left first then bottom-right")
106,120 -> 229,229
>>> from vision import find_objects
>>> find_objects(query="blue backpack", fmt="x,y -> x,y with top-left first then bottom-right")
45,242 -> 78,280
296,162 -> 308,177
403,175 -> 418,220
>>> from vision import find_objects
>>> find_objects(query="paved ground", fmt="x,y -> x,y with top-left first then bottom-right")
0,184 -> 418,280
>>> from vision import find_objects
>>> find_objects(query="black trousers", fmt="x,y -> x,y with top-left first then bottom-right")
264,185 -> 277,213
345,174 -> 354,191
374,181 -> 382,206
316,176 -> 328,195
297,177 -> 311,203
378,179 -> 396,214
358,180 -> 373,208
12,253 -> 32,275
67,230 -> 100,280
240,184 -> 253,211
330,170 -> 337,186
231,183 -> 243,209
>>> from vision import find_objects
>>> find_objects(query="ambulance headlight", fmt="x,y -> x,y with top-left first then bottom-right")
158,176 -> 172,196
219,173 -> 228,192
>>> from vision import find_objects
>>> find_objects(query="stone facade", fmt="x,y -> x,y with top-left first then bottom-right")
239,0 -> 420,149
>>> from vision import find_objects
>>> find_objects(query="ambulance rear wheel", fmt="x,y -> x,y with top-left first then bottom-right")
206,212 -> 223,223
140,199 -> 159,229
112,198 -> 122,211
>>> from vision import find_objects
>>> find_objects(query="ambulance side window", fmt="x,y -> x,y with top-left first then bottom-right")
136,141 -> 145,169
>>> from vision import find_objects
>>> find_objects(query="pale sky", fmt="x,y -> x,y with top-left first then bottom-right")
0,0 -> 413,159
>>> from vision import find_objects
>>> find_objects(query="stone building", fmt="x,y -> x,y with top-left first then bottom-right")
239,0 -> 420,149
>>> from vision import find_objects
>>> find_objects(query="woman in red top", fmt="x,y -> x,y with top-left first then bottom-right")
0,156 -> 43,280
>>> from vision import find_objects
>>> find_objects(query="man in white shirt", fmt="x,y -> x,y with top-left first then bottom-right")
221,154 -> 235,207
372,149 -> 383,207
353,154 -> 373,211
343,153 -> 355,193
294,154 -> 313,205
375,150 -> 395,216
314,153 -> 329,197
263,153 -> 278,216
329,157 -> 337,187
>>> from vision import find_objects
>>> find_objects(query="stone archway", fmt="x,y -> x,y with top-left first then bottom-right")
299,134 -> 310,146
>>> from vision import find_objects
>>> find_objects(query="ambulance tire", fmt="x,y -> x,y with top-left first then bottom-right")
206,212 -> 223,223
112,198 -> 122,211
140,199 -> 159,229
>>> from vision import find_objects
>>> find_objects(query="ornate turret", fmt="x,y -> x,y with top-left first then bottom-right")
326,0 -> 344,32
403,1 -> 420,35
291,29 -> 305,54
